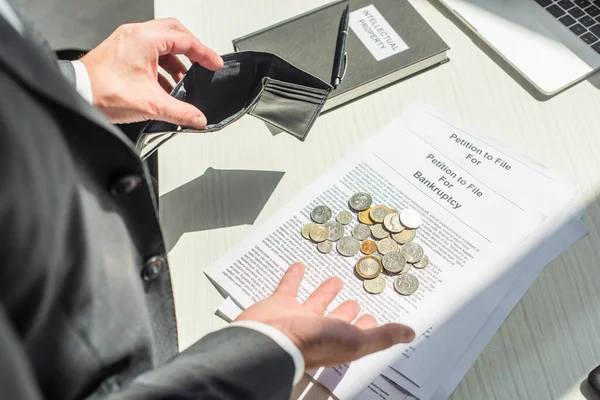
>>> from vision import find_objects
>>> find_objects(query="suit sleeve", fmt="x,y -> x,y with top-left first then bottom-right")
57,60 -> 76,85
103,326 -> 296,400
0,306 -> 45,399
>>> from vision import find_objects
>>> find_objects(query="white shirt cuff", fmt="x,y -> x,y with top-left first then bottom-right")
229,321 -> 305,385
71,60 -> 93,104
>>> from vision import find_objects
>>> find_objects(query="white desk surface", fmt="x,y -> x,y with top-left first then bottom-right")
154,1 -> 600,399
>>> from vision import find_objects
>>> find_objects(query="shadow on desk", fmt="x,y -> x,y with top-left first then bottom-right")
159,167 -> 284,250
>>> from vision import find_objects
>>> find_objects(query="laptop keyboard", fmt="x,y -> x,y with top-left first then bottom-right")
534,0 -> 600,53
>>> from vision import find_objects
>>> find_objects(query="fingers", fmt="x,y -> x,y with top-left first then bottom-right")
353,314 -> 377,329
325,300 -> 360,322
157,73 -> 174,93
159,53 -> 188,82
274,263 -> 306,298
303,277 -> 344,315
154,30 -> 223,71
357,323 -> 416,356
151,90 -> 207,129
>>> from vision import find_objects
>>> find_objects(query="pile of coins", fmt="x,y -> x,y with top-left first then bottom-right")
301,192 -> 430,296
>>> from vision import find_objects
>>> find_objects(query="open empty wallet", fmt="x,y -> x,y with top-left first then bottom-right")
136,51 -> 333,159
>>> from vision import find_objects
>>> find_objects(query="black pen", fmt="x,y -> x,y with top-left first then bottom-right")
332,4 -> 350,88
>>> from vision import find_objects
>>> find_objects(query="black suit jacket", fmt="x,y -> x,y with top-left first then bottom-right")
0,15 -> 294,400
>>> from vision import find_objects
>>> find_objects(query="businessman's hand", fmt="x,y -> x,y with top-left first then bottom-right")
80,18 -> 223,128
236,263 -> 415,369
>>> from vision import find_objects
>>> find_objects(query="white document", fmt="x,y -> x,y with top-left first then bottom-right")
382,211 -> 588,399
428,217 -> 588,400
380,108 -> 579,387
216,213 -> 587,400
216,208 -> 586,400
204,105 -> 577,398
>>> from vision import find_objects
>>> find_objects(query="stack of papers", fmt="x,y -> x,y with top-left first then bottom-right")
204,105 -> 587,399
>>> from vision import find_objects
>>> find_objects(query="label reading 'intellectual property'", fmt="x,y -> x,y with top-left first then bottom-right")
349,4 -> 409,61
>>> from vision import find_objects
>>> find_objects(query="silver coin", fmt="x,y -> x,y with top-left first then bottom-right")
413,254 -> 429,269
394,274 -> 419,295
337,236 -> 361,257
301,223 -> 316,240
364,275 -> 386,294
349,192 -> 373,211
377,237 -> 399,255
352,223 -> 372,241
400,209 -> 422,229
401,242 -> 424,264
370,206 -> 390,223
382,251 -> 407,273
311,205 -> 332,224
336,210 -> 353,225
325,221 -> 345,242
317,240 -> 333,254
371,224 -> 390,240
383,213 -> 405,233
309,225 -> 329,243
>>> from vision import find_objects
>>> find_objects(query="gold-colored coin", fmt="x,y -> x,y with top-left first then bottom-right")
355,256 -> 383,279
369,205 -> 390,223
392,229 -> 416,244
358,209 -> 375,225
301,223 -> 316,240
309,225 -> 329,243
360,240 -> 377,255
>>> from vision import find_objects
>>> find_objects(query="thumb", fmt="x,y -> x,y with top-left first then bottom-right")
153,91 -> 207,129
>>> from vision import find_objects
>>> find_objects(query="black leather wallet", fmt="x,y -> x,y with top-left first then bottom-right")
136,51 -> 332,159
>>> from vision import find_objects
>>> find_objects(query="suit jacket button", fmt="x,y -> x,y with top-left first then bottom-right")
111,174 -> 142,195
142,256 -> 166,281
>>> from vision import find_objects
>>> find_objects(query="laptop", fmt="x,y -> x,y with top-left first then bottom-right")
438,0 -> 600,95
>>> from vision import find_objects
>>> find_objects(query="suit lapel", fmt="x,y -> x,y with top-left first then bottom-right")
0,17 -> 138,153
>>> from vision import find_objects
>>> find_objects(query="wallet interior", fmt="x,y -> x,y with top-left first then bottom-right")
144,51 -> 331,133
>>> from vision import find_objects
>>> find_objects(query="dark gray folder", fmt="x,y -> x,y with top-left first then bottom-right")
233,0 -> 449,111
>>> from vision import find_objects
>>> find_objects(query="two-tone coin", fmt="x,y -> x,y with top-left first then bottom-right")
325,221 -> 344,242
401,242 -> 424,263
413,254 -> 429,269
358,209 -> 375,225
392,229 -> 416,244
352,223 -> 372,241
400,209 -> 422,229
371,224 -> 390,240
360,240 -> 377,255
369,205 -> 390,223
309,225 -> 329,243
355,256 -> 383,279
311,205 -> 332,224
394,274 -> 419,295
378,237 -> 399,255
337,236 -> 361,257
349,192 -> 373,211
301,223 -> 316,239
382,251 -> 407,273
383,213 -> 405,233
336,210 -> 353,225
364,275 -> 386,294
317,240 -> 333,254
